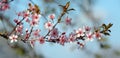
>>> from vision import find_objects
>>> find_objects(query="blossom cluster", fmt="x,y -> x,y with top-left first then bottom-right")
9,8 -> 103,48
9,3 -> 41,43
0,1 -> 112,48
43,25 -> 102,47
0,0 -> 10,11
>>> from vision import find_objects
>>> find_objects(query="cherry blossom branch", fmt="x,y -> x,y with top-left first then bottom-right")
9,17 -> 25,35
44,13 -> 63,38
28,0 -> 48,21
21,26 -> 34,43
0,0 -> 14,11
27,26 -> 34,39
0,1 -> 113,48
0,32 -> 8,39
44,1 -> 75,39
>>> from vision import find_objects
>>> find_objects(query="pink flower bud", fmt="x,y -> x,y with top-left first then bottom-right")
2,4 -> 9,10
65,17 -> 71,25
30,40 -> 35,48
39,36 -> 45,44
48,14 -> 55,20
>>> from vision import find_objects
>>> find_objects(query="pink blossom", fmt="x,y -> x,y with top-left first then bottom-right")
15,25 -> 23,33
65,17 -> 71,25
9,34 -> 18,43
86,32 -> 93,41
48,14 -> 55,20
31,14 -> 41,26
68,33 -> 76,42
33,29 -> 40,36
39,36 -> 45,44
76,28 -> 85,37
30,40 -> 35,48
50,28 -> 58,38
25,18 -> 30,23
23,11 -> 30,18
30,21 -> 37,26
94,32 -> 101,39
2,0 -> 7,3
14,19 -> 20,24
84,26 -> 91,31
2,4 -> 9,10
59,35 -> 66,45
17,12 -> 22,16
44,21 -> 53,29
32,13 -> 40,22
25,32 -> 30,40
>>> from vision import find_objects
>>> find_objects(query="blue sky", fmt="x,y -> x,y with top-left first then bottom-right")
96,0 -> 120,47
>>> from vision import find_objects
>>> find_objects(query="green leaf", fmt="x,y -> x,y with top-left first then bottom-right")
104,32 -> 110,36
100,44 -> 111,49
114,50 -> 120,56
107,23 -> 113,29
98,37 -> 108,42
108,30 -> 111,32
15,47 -> 26,55
95,54 -> 102,58
67,8 -> 75,11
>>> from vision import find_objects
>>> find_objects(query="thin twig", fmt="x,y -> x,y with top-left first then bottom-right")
29,26 -> 34,38
43,1 -> 73,38
44,10 -> 66,39
9,17 -> 25,36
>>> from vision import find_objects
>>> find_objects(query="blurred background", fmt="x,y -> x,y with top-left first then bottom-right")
0,0 -> 120,58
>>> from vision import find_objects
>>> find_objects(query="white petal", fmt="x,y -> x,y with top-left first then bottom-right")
98,37 -> 101,40
10,40 -> 13,43
14,39 -> 18,42
76,34 -> 80,37
9,36 -> 12,39
12,34 -> 15,37
79,32 -> 84,36
39,14 -> 41,18
78,28 -> 82,31
76,30 -> 79,33
15,35 -> 18,38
